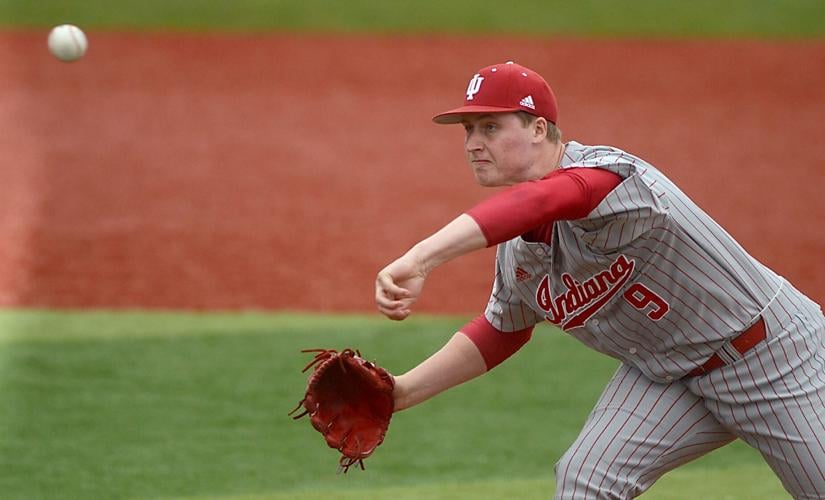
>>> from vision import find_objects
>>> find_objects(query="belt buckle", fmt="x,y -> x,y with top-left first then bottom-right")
686,316 -> 766,378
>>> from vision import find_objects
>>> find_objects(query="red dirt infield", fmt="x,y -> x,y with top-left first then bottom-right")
0,32 -> 823,313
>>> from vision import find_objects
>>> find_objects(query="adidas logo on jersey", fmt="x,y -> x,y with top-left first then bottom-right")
515,267 -> 532,282
519,95 -> 535,110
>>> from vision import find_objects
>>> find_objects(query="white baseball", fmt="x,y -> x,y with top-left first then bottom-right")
48,24 -> 88,62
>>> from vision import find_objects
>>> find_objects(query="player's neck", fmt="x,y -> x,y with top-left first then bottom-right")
531,141 -> 566,179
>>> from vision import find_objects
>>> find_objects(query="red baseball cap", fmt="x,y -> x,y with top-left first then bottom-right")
433,61 -> 558,125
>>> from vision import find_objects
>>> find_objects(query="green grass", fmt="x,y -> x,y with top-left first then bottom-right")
0,0 -> 823,38
0,309 -> 787,499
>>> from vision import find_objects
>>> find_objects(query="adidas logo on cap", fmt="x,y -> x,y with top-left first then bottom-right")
519,95 -> 535,110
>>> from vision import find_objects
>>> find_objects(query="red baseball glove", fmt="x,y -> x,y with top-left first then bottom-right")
289,348 -> 395,472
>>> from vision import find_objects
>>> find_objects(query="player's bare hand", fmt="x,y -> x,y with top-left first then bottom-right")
375,253 -> 427,321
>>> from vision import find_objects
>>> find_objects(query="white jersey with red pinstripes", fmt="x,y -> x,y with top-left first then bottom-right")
484,141 -> 794,383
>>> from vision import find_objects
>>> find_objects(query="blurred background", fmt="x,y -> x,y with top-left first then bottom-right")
0,1 -> 823,499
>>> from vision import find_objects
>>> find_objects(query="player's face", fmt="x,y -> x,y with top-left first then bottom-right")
462,113 -> 536,187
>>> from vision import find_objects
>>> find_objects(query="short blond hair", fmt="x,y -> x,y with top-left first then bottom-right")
515,111 -> 562,143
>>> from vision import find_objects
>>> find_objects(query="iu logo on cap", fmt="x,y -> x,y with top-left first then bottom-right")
466,74 -> 484,101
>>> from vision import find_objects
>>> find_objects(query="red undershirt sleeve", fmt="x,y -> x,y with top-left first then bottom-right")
466,167 -> 623,247
460,314 -> 534,371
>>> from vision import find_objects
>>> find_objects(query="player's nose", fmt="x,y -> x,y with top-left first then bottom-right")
465,132 -> 484,152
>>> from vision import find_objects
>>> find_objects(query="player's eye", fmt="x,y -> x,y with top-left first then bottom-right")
484,123 -> 498,133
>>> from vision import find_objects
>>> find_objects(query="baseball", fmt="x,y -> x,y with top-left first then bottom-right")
48,24 -> 88,62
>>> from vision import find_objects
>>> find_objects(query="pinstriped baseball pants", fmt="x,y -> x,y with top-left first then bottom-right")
554,289 -> 825,499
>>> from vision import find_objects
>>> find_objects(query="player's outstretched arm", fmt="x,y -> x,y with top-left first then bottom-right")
392,331 -> 486,411
375,214 -> 486,320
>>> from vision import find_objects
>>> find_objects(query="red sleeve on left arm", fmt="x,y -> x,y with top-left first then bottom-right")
460,314 -> 534,371
466,167 -> 623,246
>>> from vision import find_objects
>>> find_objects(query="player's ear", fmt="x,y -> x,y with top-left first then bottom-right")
532,117 -> 548,143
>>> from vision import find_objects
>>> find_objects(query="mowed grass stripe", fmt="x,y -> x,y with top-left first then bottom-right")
0,310 -> 783,499
171,464 -> 786,499
226,463 -> 790,499
0,309 -> 456,343
1,0 -> 824,37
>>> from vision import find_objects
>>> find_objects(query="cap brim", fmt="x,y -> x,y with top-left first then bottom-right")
432,105 -> 522,124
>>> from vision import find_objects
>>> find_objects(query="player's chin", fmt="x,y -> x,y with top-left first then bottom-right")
470,164 -> 488,182
472,170 -> 500,187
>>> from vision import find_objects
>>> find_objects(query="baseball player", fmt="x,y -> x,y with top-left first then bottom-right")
375,61 -> 825,499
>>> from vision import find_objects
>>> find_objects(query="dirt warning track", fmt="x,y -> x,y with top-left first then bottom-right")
0,32 -> 822,312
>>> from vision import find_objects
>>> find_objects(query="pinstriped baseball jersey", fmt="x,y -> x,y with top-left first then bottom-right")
484,141 -> 793,383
